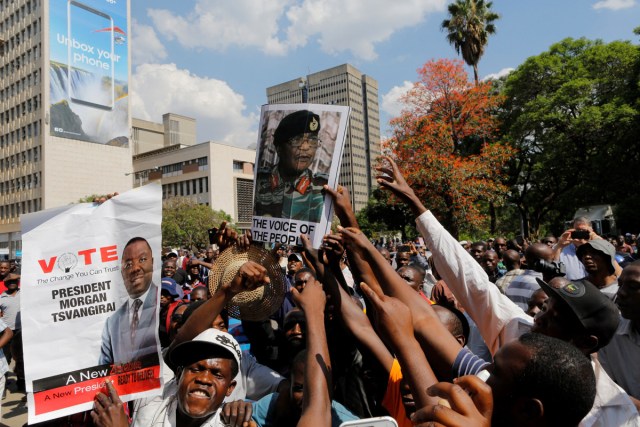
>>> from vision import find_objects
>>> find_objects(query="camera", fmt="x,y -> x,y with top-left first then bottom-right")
571,230 -> 590,240
529,259 -> 566,278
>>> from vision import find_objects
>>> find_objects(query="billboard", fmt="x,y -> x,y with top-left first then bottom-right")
49,0 -> 129,146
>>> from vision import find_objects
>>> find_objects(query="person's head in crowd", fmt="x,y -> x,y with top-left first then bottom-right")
205,246 -> 219,262
470,241 -> 486,263
283,308 -> 306,355
432,304 -> 469,347
273,110 -> 321,179
533,277 -> 619,355
502,249 -> 521,272
481,250 -> 500,274
293,268 -> 316,294
576,239 -> 616,278
121,237 -> 154,299
395,247 -> 411,270
541,235 -> 557,248
570,216 -> 592,248
211,309 -> 230,333
276,245 -> 288,259
525,288 -> 548,318
161,278 -> 183,308
166,250 -> 179,260
397,265 -> 425,293
487,237 -> 495,250
487,332 -> 596,427
168,303 -> 189,341
494,237 -> 508,257
166,328 -> 241,421
377,247 -> 392,265
3,274 -> 19,294
287,253 -> 304,276
616,261 -> 640,324
162,258 -> 177,278
506,238 -> 522,253
187,262 -> 200,277
190,286 -> 209,302
0,261 -> 10,279
616,235 -> 627,248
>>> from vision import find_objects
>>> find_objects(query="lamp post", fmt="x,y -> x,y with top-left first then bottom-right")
298,77 -> 308,103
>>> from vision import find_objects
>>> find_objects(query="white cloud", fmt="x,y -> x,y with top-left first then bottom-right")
131,63 -> 258,147
147,0 -> 446,60
285,0 -> 445,60
483,67 -> 514,81
131,19 -> 168,64
147,0 -> 291,55
381,81 -> 414,117
593,0 -> 636,10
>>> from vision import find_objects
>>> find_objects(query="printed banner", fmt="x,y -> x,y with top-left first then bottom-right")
49,0 -> 129,146
21,184 -> 163,423
252,104 -> 350,248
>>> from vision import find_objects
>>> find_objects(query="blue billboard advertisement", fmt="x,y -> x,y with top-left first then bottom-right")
49,0 -> 129,146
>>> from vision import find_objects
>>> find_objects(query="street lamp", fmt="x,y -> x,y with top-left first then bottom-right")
298,77 -> 308,103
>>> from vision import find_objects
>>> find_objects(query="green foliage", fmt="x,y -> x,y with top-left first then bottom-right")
442,0 -> 500,84
356,189 -> 418,241
501,37 -> 640,236
162,198 -> 233,250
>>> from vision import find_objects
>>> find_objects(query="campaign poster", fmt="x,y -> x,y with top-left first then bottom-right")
252,104 -> 350,248
49,0 -> 129,146
21,184 -> 162,423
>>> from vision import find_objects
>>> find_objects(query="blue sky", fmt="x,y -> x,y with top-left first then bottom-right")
129,0 -> 640,147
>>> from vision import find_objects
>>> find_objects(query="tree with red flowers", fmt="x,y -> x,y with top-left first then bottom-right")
387,58 -> 514,238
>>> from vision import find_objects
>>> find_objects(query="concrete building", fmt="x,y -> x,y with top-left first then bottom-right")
0,0 -> 132,258
132,141 -> 256,230
266,63 -> 381,211
132,113 -> 196,155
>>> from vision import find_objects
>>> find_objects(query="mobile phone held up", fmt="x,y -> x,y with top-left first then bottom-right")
340,416 -> 399,427
571,230 -> 590,240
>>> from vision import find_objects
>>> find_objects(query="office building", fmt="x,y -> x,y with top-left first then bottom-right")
132,140 -> 255,230
266,63 -> 381,211
132,113 -> 196,155
0,0 -> 132,258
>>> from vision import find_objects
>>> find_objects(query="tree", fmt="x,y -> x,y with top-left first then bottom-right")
162,198 -> 233,249
388,59 -> 515,238
356,188 -> 417,241
441,0 -> 499,85
501,38 -> 640,236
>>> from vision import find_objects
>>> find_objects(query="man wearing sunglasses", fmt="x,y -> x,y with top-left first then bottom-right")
255,110 -> 328,223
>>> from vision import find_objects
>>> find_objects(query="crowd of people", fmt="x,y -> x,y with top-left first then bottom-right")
1,156 -> 640,427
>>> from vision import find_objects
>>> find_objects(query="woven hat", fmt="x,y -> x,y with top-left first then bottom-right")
209,245 -> 285,321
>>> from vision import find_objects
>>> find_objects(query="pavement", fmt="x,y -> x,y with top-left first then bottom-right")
1,369 -> 27,427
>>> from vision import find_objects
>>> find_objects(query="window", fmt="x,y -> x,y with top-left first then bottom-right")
233,161 -> 243,172
236,178 -> 254,223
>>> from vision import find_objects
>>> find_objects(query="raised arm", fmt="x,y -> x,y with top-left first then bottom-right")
376,156 -> 531,356
360,282 -> 438,408
339,226 -> 462,380
165,261 -> 269,370
292,278 -> 332,427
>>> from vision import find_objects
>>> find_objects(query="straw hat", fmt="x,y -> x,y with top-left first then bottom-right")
209,245 -> 285,321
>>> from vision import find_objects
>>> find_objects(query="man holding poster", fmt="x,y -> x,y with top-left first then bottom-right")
99,237 -> 159,365
252,104 -> 349,249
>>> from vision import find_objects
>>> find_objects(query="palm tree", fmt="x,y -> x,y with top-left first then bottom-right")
441,0 -> 499,85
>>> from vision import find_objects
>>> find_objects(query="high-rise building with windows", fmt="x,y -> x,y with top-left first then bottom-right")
266,63 -> 380,211
0,0 -> 132,258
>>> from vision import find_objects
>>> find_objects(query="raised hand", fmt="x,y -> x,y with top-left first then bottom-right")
90,381 -> 129,427
411,375 -> 493,427
222,261 -> 270,298
360,282 -> 414,342
322,184 -> 358,228
291,277 -> 326,315
376,155 -> 427,216
222,400 -> 256,427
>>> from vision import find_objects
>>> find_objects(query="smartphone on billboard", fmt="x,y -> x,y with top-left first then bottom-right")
67,0 -> 114,110
340,417 -> 399,427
